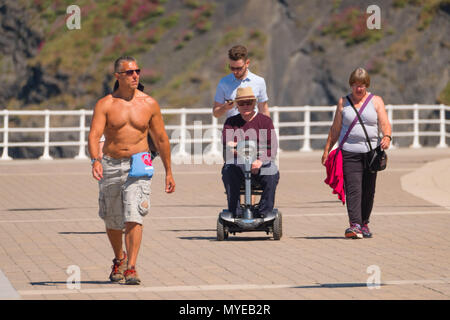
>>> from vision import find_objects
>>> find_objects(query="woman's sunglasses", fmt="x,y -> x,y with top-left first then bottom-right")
117,69 -> 141,76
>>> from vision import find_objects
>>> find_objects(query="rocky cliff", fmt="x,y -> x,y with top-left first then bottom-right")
1,0 -> 449,109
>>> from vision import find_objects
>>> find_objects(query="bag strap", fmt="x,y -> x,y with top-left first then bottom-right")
338,93 -> 372,149
345,93 -> 374,152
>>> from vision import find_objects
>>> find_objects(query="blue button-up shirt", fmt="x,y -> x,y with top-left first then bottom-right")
214,70 -> 269,118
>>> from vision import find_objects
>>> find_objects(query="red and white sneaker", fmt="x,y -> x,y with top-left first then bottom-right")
124,266 -> 141,285
109,252 -> 127,283
345,223 -> 363,239
361,224 -> 373,238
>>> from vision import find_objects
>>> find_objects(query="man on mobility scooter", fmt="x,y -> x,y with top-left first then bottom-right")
218,87 -> 281,240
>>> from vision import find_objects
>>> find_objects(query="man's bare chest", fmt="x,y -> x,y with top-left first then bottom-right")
106,101 -> 151,130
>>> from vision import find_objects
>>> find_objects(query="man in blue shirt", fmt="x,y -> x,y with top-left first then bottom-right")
213,45 -> 270,119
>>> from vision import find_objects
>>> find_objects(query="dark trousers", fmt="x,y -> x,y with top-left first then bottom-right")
222,164 -> 279,217
342,150 -> 377,226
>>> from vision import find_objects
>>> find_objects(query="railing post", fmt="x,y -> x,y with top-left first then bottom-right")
193,120 -> 203,164
387,105 -> 396,149
272,106 -> 282,153
1,110 -> 13,160
180,109 -> 187,155
210,116 -> 220,154
75,109 -> 88,159
39,109 -> 53,160
171,108 -> 190,164
300,105 -> 312,152
410,104 -> 421,149
203,115 -> 222,164
437,104 -> 448,148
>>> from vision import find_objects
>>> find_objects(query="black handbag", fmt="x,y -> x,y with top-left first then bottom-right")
346,95 -> 387,173
366,145 -> 387,173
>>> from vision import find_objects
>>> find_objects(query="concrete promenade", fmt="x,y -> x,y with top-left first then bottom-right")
0,148 -> 449,300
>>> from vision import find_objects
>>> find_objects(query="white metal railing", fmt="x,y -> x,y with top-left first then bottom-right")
0,104 -> 449,160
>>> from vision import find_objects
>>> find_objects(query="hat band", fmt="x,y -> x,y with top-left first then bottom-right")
235,95 -> 256,100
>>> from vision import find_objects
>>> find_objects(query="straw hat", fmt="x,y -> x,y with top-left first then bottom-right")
235,87 -> 256,101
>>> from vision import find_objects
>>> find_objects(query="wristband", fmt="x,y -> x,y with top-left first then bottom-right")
91,158 -> 101,165
384,135 -> 392,141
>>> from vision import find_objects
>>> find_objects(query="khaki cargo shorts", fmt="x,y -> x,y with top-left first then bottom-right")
98,155 -> 152,230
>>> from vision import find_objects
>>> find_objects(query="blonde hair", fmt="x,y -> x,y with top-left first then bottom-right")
349,67 -> 370,88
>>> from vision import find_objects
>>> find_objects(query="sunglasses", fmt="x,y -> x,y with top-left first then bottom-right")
236,100 -> 255,106
117,69 -> 141,76
229,65 -> 245,72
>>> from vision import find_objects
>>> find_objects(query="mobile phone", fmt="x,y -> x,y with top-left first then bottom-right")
225,99 -> 234,104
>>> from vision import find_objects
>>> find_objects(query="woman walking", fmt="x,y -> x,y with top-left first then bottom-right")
322,67 -> 392,239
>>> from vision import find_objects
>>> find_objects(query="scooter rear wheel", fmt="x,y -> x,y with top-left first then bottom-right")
273,212 -> 282,240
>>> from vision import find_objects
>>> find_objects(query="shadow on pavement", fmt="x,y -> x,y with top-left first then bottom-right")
293,283 -> 386,289
178,236 -> 273,241
7,208 -> 69,212
163,229 -> 216,232
58,231 -> 106,234
292,236 -> 345,240
30,280 -> 111,286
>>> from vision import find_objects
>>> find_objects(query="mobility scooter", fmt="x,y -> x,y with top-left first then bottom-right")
217,140 -> 282,241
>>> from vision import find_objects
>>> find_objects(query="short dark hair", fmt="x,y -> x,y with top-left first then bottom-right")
112,56 -> 144,92
114,56 -> 136,73
228,45 -> 248,61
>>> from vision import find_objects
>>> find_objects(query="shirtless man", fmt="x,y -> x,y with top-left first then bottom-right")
88,56 -> 175,285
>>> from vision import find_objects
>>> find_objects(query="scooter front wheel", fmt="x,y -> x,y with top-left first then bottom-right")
217,218 -> 228,241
